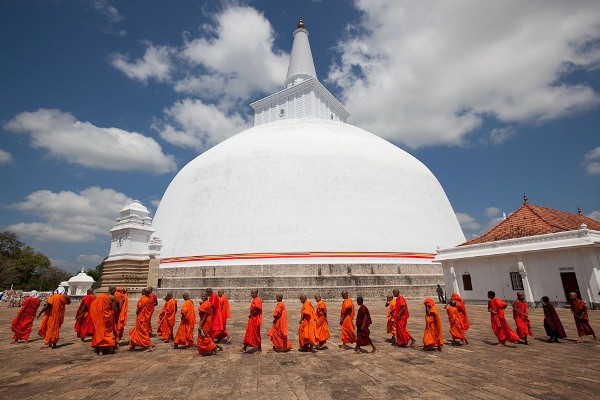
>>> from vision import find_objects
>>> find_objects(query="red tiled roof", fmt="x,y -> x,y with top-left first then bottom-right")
461,203 -> 600,246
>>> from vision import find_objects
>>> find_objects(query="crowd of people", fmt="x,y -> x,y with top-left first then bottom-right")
1,289 -> 51,308
8,285 -> 598,356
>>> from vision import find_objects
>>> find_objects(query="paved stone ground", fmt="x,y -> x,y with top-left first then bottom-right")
0,298 -> 599,400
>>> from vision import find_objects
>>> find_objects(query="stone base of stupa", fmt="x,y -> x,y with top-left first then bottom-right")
152,261 -> 444,301
97,257 -> 150,293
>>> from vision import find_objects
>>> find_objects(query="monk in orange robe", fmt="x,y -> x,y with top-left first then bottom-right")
240,289 -> 262,353
314,294 -> 330,349
90,287 -> 117,355
147,287 -> 158,334
157,293 -> 177,342
422,298 -> 443,351
569,292 -> 597,343
37,287 -> 71,349
386,294 -> 396,341
206,288 -> 229,343
451,293 -> 469,331
339,290 -> 356,349
218,290 -> 232,343
174,292 -> 196,348
445,300 -> 467,345
267,293 -> 291,352
488,291 -> 519,346
512,292 -> 534,345
355,296 -> 376,353
298,295 -> 317,352
74,289 -> 95,341
113,286 -> 128,345
11,290 -> 41,342
393,288 -> 416,347
129,288 -> 154,350
198,293 -> 221,355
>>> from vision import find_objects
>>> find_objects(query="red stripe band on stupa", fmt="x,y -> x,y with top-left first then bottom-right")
160,252 -> 436,264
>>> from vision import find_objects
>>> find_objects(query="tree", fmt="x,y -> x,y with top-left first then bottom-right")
86,258 -> 106,289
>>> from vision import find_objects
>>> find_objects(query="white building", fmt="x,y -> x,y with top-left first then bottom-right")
67,268 -> 95,296
437,199 -> 600,308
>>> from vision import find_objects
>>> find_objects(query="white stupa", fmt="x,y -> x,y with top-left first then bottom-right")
150,19 -> 465,299
67,268 -> 95,296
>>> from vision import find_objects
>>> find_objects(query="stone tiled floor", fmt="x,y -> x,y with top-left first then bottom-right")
0,297 -> 599,399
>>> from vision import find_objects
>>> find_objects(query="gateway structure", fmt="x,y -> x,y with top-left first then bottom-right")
149,19 -> 465,300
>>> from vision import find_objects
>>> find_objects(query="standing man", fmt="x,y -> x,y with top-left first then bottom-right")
114,286 -> 128,346
541,296 -> 566,343
37,287 -> 70,349
436,284 -> 445,304
569,292 -> 597,343
314,294 -> 330,350
451,293 -> 470,331
393,289 -> 416,347
240,289 -> 262,353
423,298 -> 443,351
298,295 -> 317,352
267,294 -> 291,352
339,290 -> 356,350
206,288 -> 228,343
385,294 -> 396,341
512,292 -> 534,345
147,287 -> 158,334
355,297 -> 376,353
129,288 -> 154,351
90,286 -> 117,355
11,290 -> 41,343
157,293 -> 177,343
488,291 -> 519,346
74,289 -> 96,341
174,292 -> 196,349
197,292 -> 220,355
218,290 -> 232,343
445,300 -> 467,345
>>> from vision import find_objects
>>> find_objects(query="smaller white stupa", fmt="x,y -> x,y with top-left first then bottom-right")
67,268 -> 95,296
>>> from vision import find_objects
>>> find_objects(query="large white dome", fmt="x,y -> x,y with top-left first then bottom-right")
152,118 -> 465,266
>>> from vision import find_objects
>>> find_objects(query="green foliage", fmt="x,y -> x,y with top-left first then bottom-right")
87,259 -> 106,289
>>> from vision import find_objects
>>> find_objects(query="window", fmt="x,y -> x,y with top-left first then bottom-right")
462,273 -> 472,291
157,278 -> 162,288
510,271 -> 524,290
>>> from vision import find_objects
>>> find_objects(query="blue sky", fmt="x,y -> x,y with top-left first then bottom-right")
1,1 -> 599,274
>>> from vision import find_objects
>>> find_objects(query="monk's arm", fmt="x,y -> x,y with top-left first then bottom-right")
395,306 -> 406,320
199,314 -> 208,335
339,307 -> 351,324
248,307 -> 260,319
37,304 -> 48,318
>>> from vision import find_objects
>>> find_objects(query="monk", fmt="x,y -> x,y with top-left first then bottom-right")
569,292 -> 597,343
423,298 -> 443,351
445,300 -> 467,345
11,290 -> 41,342
218,290 -> 232,343
541,296 -> 566,343
314,294 -> 330,349
267,293 -> 291,352
147,287 -> 158,334
240,289 -> 262,353
74,289 -> 95,341
129,289 -> 154,351
385,294 -> 396,341
90,286 -> 117,355
206,288 -> 229,343
174,292 -> 196,348
339,290 -> 356,349
298,295 -> 317,352
37,287 -> 71,349
451,292 -> 470,331
113,286 -> 128,345
157,293 -> 177,342
512,292 -> 534,345
355,297 -> 376,353
488,291 -> 519,346
198,293 -> 221,355
393,289 -> 416,347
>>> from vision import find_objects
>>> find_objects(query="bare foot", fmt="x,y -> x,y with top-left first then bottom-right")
409,338 -> 416,347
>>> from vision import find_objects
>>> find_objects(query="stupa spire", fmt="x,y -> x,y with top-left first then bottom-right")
285,17 -> 317,88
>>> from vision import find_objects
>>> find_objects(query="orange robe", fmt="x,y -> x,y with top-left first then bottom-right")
299,301 -> 317,348
11,297 -> 40,341
489,297 -> 519,344
220,295 -> 231,336
512,299 -> 533,340
340,298 -> 356,345
242,297 -> 262,348
157,298 -> 177,340
267,301 -> 291,351
129,296 -> 153,348
114,291 -> 128,341
423,298 -> 444,348
446,305 -> 466,341
148,292 -> 157,332
209,293 -> 226,340
395,295 -> 413,346
451,293 -> 470,330
74,294 -> 95,339
174,299 -> 196,347
570,299 -> 595,337
38,294 -> 67,345
315,299 -> 330,347
386,298 -> 396,338
198,299 -> 217,355
90,293 -> 116,349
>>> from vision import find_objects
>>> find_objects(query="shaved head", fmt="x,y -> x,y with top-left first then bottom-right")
276,293 -> 283,302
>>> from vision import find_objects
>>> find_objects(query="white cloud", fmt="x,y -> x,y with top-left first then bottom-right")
584,146 -> 600,175
484,207 -> 501,218
489,127 -> 516,145
76,254 -> 104,265
110,43 -> 173,83
6,186 -> 133,243
455,212 -> 481,231
329,1 -> 600,148
0,149 -> 12,164
91,0 -> 122,24
588,210 -> 600,222
5,109 -> 176,174
151,199 -> 161,208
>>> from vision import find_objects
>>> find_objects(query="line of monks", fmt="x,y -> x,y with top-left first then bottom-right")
9,286 -> 598,355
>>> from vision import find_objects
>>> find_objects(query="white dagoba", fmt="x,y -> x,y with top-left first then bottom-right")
67,268 -> 95,296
